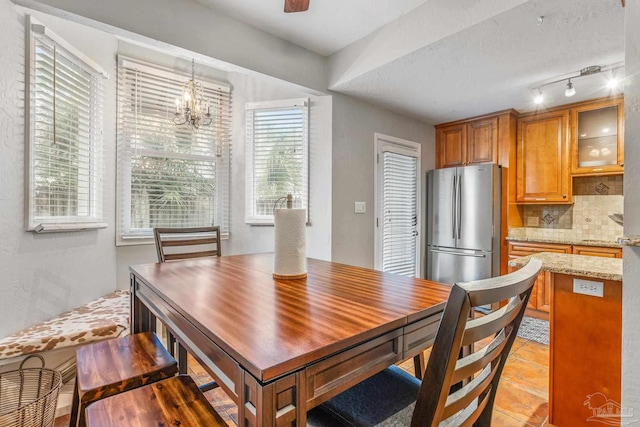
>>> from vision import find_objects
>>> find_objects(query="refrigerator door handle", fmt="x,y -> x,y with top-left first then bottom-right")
430,249 -> 487,258
452,175 -> 457,239
457,174 -> 462,239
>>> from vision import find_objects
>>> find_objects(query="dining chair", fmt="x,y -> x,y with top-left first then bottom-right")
153,226 -> 221,262
307,258 -> 542,427
153,226 -> 221,387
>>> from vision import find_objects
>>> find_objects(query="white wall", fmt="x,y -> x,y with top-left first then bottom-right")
622,0 -> 640,412
0,2 -> 117,337
331,93 -> 435,270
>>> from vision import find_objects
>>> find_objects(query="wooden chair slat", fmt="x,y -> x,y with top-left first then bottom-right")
164,251 -> 218,261
442,362 -> 498,420
461,296 -> 524,346
452,330 -> 508,384
161,237 -> 218,247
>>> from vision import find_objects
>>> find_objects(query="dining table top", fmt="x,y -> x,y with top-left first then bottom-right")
130,253 -> 451,382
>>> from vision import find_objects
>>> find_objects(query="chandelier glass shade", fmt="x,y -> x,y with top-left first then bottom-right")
173,60 -> 212,130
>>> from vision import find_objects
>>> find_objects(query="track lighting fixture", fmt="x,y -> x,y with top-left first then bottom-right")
531,62 -> 624,104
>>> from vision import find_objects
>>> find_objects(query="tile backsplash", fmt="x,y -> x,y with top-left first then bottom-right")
517,176 -> 624,242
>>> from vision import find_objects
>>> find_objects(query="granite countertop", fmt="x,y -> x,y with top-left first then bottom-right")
505,235 -> 621,248
508,252 -> 622,281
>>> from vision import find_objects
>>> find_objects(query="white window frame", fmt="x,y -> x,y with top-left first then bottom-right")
245,98 -> 309,225
374,133 -> 421,276
24,16 -> 108,233
116,56 -> 231,245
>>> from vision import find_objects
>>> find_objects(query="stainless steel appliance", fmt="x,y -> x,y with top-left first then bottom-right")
426,164 -> 501,284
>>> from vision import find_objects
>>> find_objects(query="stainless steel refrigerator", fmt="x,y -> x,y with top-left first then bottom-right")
426,164 -> 501,284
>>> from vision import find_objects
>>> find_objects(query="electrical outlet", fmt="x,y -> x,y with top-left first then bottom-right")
526,216 -> 539,226
354,202 -> 366,214
573,279 -> 604,298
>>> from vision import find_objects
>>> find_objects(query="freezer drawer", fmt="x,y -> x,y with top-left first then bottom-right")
427,246 -> 493,285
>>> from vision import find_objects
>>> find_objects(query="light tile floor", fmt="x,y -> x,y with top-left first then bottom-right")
54,336 -> 549,427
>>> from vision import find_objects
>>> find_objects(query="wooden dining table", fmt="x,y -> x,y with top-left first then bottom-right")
129,253 -> 451,427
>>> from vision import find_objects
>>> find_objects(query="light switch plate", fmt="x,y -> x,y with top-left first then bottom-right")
573,278 -> 604,298
355,201 -> 366,214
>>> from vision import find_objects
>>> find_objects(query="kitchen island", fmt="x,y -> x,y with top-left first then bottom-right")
509,253 -> 623,427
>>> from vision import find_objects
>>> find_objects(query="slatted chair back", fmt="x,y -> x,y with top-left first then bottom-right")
153,227 -> 221,262
411,258 -> 542,427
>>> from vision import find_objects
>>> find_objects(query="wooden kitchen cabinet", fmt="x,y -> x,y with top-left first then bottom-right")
572,245 -> 622,258
508,241 -> 571,317
571,97 -> 624,176
516,110 -> 571,203
436,117 -> 497,168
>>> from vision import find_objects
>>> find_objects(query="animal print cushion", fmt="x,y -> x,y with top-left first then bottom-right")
0,290 -> 130,360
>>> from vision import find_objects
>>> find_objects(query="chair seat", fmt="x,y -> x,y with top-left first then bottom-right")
307,365 -> 479,427
84,375 -> 227,427
76,331 -> 178,401
307,365 -> 420,427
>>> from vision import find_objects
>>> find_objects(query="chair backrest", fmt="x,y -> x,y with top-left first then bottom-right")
153,227 -> 221,262
410,258 -> 542,427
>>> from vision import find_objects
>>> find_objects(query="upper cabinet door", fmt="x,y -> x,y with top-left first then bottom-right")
571,97 -> 624,175
467,117 -> 498,165
516,110 -> 571,203
436,123 -> 466,168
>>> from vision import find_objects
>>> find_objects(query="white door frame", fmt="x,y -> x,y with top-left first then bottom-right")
373,133 -> 421,276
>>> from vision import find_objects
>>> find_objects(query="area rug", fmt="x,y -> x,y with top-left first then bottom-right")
517,316 -> 549,346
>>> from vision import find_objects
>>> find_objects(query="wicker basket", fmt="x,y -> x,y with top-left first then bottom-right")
0,355 -> 62,427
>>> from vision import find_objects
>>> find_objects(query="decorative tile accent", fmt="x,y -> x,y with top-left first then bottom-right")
542,213 -> 555,224
594,183 -> 610,194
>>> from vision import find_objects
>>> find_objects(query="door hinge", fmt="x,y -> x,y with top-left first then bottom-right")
376,217 -> 379,227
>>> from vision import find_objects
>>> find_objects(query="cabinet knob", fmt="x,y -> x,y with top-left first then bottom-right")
562,194 -> 567,198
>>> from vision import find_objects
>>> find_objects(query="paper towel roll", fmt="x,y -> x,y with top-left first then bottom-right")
273,208 -> 307,279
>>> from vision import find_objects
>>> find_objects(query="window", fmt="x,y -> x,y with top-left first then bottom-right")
25,16 -> 107,232
116,57 -> 231,242
245,99 -> 309,224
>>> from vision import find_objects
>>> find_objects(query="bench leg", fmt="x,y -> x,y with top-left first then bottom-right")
69,378 -> 80,427
167,332 -> 176,357
178,343 -> 188,375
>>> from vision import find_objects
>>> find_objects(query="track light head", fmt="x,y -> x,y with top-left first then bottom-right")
565,80 -> 576,97
533,89 -> 544,105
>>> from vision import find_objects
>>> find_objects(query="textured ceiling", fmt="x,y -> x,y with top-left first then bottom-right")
193,0 -> 624,124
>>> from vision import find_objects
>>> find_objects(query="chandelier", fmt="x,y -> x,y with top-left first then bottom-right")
173,59 -> 212,130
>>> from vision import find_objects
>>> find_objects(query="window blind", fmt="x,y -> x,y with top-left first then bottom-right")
27,18 -> 106,231
245,99 -> 308,224
381,151 -> 418,277
117,57 -> 231,239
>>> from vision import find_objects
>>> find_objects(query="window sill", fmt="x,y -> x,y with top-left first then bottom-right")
32,222 -> 108,233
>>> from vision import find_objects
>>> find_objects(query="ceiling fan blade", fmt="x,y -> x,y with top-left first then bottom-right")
284,0 -> 309,13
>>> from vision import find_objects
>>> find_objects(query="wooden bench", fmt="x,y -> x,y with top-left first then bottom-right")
0,290 -> 129,361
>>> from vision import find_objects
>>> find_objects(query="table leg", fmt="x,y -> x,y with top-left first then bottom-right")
241,371 -> 305,427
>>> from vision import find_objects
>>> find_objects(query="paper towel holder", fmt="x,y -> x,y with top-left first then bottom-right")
273,194 -> 307,280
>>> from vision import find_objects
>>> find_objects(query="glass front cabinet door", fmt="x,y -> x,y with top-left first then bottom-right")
571,97 -> 624,175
